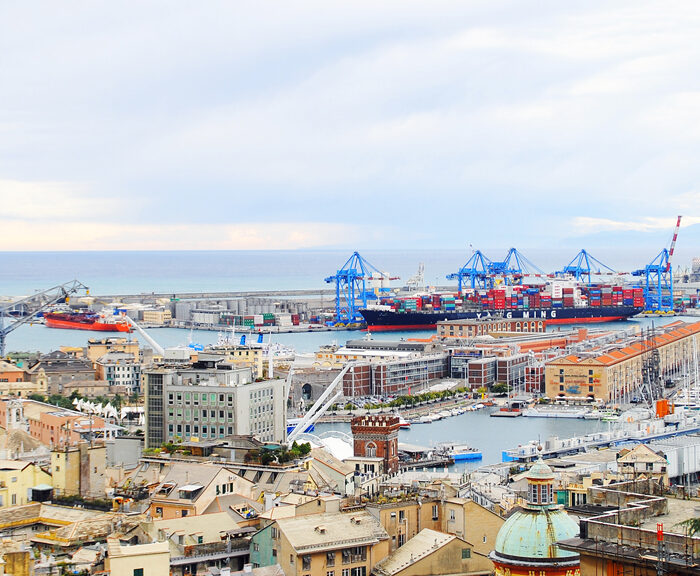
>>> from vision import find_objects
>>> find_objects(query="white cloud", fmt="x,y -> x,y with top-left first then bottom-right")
570,216 -> 700,236
0,219 -> 382,251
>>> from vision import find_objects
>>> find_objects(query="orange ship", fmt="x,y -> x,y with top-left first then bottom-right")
43,311 -> 132,332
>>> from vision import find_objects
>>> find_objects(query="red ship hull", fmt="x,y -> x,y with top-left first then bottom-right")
44,314 -> 131,332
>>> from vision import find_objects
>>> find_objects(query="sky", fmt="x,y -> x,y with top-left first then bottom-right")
1,1 -> 700,251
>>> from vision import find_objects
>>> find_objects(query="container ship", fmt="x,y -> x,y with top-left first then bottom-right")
43,311 -> 132,332
360,282 -> 645,331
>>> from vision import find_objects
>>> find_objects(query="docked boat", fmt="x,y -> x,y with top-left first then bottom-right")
437,443 -> 482,462
522,407 -> 589,419
286,418 -> 315,435
359,282 -> 645,331
43,311 -> 132,332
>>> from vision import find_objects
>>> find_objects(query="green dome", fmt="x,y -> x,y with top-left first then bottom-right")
494,507 -> 579,560
527,458 -> 554,481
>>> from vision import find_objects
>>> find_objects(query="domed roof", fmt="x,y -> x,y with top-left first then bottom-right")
494,507 -> 579,561
526,458 -> 554,481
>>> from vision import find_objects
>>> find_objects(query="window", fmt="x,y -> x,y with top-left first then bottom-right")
351,568 -> 366,576
134,570 -> 144,576
253,543 -> 259,552
11,494 -> 16,505
302,556 -> 311,570
327,572 -> 335,576
327,552 -> 336,567
290,555 -> 294,566
462,548 -> 471,559
271,527 -> 279,539
432,504 -> 439,520
449,510 -> 456,521
198,536 -> 204,544
342,570 -> 350,576
398,510 -> 405,521
181,510 -> 188,517
272,549 -> 277,558
155,507 -> 163,516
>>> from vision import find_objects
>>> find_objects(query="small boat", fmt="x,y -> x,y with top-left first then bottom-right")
437,443 -> 482,462
397,414 -> 411,429
438,411 -> 452,419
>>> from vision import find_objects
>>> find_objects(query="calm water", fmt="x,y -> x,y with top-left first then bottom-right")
0,248 -> 675,296
315,410 -> 602,468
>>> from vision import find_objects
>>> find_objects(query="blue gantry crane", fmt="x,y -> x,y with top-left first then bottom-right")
558,250 -> 617,285
447,250 -> 493,292
631,216 -> 682,313
324,252 -> 397,325
488,248 -> 545,285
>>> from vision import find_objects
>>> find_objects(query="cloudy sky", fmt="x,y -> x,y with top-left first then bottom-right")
1,1 -> 699,251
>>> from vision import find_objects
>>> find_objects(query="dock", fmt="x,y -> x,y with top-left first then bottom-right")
503,410 -> 700,462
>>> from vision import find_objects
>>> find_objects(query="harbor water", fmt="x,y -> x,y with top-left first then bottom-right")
315,409 -> 598,469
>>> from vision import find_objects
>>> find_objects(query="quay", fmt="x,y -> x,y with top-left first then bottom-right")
504,410 -> 700,462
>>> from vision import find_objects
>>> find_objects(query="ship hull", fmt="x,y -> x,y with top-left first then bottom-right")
44,316 -> 132,332
359,305 -> 641,331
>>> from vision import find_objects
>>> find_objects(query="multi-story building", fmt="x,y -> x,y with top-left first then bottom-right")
0,359 -> 48,397
0,459 -> 52,508
0,398 -> 112,449
351,415 -> 400,475
95,351 -> 142,394
144,356 -> 285,449
142,308 -> 172,326
86,337 -> 140,363
26,351 -> 97,395
438,317 -> 546,339
268,511 -> 390,576
545,321 -> 700,402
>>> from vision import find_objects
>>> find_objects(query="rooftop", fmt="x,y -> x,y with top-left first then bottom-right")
373,529 -> 454,576
276,511 -> 388,552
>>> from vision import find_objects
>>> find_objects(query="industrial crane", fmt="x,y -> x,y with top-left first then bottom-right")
488,248 -> 545,285
631,215 -> 682,313
324,252 -> 398,325
0,280 -> 89,357
558,250 -> 617,285
447,250 -> 493,292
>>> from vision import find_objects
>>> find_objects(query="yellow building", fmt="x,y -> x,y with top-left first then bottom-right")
372,528 -> 492,576
104,538 -> 170,576
442,498 -> 504,558
273,511 -> 390,576
51,444 -> 106,499
143,309 -> 172,326
209,345 -> 264,379
545,321 -> 700,402
0,459 -> 52,509
366,499 -> 443,552
87,338 -> 140,363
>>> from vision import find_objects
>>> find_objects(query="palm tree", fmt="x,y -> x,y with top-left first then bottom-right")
679,517 -> 700,536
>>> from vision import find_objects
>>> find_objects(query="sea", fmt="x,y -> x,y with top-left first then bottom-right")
0,249 -> 691,466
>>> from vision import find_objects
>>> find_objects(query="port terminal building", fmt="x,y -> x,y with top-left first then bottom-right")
544,321 -> 700,403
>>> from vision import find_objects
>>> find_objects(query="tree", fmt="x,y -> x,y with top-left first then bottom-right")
28,393 -> 46,403
492,383 -> 509,395
679,517 -> 700,536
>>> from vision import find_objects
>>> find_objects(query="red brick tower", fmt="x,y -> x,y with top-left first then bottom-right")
350,414 -> 400,474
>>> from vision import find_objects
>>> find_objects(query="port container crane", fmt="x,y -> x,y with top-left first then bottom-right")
324,252 -> 397,325
631,215 -> 682,313
447,250 -> 493,292
0,280 -> 89,357
488,248 -> 545,285
558,250 -> 617,285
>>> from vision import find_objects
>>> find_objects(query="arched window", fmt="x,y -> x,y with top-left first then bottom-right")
366,442 -> 377,458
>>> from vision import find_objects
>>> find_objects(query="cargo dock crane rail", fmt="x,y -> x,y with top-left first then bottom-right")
0,280 -> 89,357
558,250 -> 618,285
325,252 -> 398,325
631,215 -> 682,313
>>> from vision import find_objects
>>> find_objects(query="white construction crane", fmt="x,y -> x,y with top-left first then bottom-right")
287,363 -> 354,444
125,316 -> 165,356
